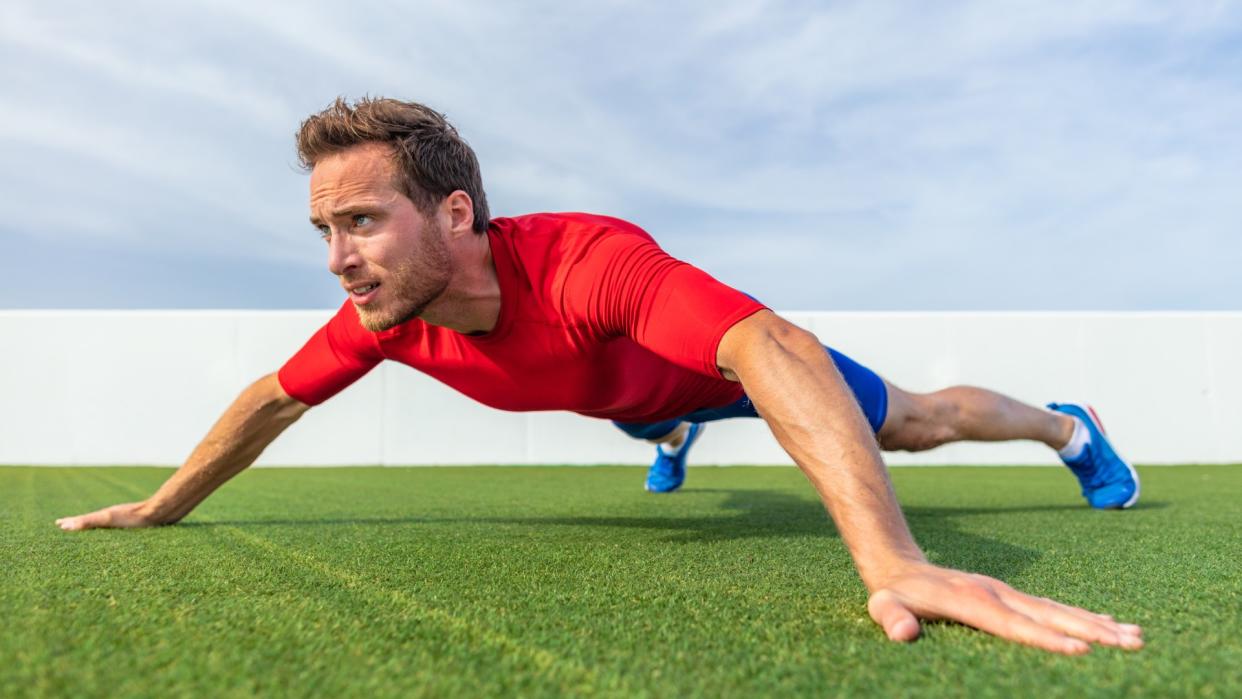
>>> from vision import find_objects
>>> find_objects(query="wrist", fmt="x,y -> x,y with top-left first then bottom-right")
856,550 -> 929,592
135,498 -> 175,524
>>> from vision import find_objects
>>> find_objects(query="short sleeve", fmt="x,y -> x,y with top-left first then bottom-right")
277,301 -> 384,405
560,231 -> 767,378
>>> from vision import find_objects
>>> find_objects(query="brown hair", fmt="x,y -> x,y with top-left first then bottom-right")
296,97 -> 490,233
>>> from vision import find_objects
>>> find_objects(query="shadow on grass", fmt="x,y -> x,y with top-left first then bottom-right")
174,488 -> 1160,581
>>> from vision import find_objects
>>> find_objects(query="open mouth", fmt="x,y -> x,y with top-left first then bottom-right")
348,282 -> 381,305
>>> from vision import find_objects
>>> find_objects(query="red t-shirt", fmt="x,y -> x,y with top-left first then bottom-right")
277,212 -> 767,423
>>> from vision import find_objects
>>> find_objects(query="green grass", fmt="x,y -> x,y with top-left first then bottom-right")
2,465 -> 1240,698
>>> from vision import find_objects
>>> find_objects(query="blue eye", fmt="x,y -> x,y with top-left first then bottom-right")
353,214 -> 373,227
317,225 -> 331,240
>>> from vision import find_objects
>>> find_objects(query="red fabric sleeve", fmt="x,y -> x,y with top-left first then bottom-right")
277,301 -> 384,405
560,231 -> 767,378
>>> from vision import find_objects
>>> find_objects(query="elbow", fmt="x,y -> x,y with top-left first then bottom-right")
718,312 -> 823,380
745,317 -> 823,368
764,321 -> 823,358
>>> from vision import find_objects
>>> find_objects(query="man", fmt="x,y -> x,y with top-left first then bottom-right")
56,97 -> 1143,655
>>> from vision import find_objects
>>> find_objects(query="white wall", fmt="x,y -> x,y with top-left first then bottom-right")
2,310 -> 1238,466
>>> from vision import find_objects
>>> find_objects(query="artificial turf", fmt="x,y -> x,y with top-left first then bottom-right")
2,465 -> 1239,698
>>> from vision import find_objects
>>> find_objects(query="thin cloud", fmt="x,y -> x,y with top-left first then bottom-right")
1,0 -> 1238,309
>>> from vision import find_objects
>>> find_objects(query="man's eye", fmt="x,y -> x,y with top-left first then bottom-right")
353,214 -> 373,227
317,225 -> 331,240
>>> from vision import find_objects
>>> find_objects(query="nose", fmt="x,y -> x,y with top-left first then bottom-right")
327,231 -> 360,277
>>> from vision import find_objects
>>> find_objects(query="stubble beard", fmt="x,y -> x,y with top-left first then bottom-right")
355,222 -> 453,333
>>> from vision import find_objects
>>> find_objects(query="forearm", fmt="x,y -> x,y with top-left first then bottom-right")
143,373 -> 308,523
727,321 -> 924,588
713,312 -> 1146,653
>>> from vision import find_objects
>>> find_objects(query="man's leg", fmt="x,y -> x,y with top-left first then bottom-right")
613,419 -> 685,447
878,382 -> 1139,509
612,418 -> 706,493
616,345 -> 1136,507
648,422 -> 690,450
877,384 -> 1074,452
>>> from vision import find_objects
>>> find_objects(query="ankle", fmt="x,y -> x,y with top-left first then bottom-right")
652,423 -> 688,452
1056,416 -> 1090,459
1052,413 -> 1076,450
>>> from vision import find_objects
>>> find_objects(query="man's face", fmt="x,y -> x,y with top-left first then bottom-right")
309,143 -> 451,332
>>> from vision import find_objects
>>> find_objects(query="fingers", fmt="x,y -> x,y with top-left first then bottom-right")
1051,599 -> 1142,637
55,502 -> 162,531
931,586 -> 1089,655
930,578 -> 1142,654
55,510 -> 106,531
868,590 -> 922,642
55,515 -> 84,531
1000,591 -> 1144,650
56,505 -> 128,531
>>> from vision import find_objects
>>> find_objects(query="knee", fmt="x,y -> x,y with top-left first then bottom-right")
880,391 -> 961,452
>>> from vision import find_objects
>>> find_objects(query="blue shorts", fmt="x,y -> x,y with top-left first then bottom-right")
613,345 -> 889,440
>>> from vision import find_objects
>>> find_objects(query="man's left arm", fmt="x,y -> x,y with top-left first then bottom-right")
716,310 -> 1144,655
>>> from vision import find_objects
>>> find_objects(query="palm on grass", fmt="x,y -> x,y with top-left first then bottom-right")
868,562 -> 1143,654
55,502 -> 164,531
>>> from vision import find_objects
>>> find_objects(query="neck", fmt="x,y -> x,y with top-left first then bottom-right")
419,231 -> 501,335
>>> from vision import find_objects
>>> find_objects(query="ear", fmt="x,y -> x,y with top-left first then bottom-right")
442,190 -> 475,237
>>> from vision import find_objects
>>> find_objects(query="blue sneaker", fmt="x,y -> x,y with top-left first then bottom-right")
1047,402 -> 1140,509
644,423 -> 705,493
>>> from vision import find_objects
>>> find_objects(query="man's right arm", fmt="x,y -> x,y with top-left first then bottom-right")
55,372 -> 310,531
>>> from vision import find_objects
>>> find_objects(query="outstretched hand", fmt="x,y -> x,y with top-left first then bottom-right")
55,501 -> 170,532
867,562 -> 1143,654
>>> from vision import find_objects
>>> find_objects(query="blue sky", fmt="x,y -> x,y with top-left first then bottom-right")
2,0 -> 1239,310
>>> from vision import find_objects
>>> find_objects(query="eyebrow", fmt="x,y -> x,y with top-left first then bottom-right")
309,204 -> 379,226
